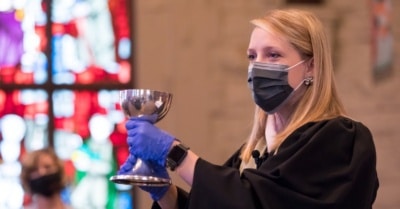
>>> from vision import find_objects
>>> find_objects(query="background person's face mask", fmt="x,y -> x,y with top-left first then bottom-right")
247,61 -> 305,113
29,171 -> 63,197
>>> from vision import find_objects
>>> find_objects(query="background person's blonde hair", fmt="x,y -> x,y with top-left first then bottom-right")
241,9 -> 346,162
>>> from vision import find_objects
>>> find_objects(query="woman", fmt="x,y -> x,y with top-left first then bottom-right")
120,9 -> 379,209
20,147 -> 72,209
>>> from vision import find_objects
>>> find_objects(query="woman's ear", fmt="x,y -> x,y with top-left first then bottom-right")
306,57 -> 314,76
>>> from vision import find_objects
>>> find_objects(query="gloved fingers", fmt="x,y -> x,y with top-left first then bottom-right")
126,122 -> 169,138
127,136 -> 135,147
126,125 -> 145,137
126,120 -> 157,134
125,114 -> 158,129
136,114 -> 158,123
128,146 -> 167,167
125,118 -> 145,129
118,154 -> 137,174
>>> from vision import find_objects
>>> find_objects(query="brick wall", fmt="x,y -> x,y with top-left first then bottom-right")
134,0 -> 400,208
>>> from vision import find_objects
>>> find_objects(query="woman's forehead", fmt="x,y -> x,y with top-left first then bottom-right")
36,153 -> 55,165
248,27 -> 293,51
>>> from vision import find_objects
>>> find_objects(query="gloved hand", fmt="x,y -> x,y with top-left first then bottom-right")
118,154 -> 137,175
118,154 -> 170,201
126,117 -> 175,166
139,162 -> 170,201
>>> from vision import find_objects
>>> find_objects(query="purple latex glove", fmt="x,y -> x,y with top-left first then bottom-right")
118,154 -> 138,174
126,117 -> 175,166
118,155 -> 170,201
140,161 -> 170,201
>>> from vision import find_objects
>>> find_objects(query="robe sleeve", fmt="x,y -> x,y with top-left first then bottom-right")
187,117 -> 378,209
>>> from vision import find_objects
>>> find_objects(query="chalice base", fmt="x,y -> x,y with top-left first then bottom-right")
109,174 -> 171,186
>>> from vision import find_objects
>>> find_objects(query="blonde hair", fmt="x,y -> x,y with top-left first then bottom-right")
241,9 -> 346,162
20,147 -> 67,193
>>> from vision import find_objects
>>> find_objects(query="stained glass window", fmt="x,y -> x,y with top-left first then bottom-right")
0,0 -> 48,85
0,0 -> 134,208
50,0 -> 132,85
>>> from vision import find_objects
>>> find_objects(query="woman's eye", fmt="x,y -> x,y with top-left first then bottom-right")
268,52 -> 281,59
247,54 -> 256,60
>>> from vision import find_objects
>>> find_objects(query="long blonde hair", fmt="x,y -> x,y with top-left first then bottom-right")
241,9 -> 346,162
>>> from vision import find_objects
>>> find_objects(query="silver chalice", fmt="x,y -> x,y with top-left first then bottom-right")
109,89 -> 173,186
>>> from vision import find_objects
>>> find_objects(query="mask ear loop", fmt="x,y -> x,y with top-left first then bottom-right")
292,78 -> 307,92
288,59 -> 313,89
286,60 -> 306,71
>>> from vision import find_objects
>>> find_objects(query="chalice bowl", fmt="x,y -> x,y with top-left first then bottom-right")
110,89 -> 173,186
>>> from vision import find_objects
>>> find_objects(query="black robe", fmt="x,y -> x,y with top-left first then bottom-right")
152,116 -> 379,209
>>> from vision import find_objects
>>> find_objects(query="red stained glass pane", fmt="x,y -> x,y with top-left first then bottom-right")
0,89 -> 49,149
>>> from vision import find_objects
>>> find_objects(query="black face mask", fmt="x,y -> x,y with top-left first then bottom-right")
29,171 -> 63,197
247,61 -> 304,113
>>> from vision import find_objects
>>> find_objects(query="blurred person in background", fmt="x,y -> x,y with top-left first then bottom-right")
20,147 -> 72,209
